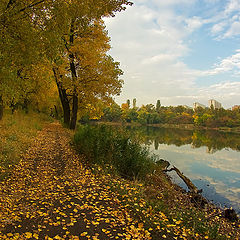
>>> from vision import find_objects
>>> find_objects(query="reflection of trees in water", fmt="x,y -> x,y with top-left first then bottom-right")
154,140 -> 159,150
127,126 -> 240,153
192,130 -> 240,153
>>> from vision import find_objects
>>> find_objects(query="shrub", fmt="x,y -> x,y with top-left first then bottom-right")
74,125 -> 155,180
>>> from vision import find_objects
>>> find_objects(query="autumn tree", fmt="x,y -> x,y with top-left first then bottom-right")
0,0 -> 132,125
102,102 -> 122,122
0,0 -> 56,118
51,20 -> 124,128
46,0 -> 132,129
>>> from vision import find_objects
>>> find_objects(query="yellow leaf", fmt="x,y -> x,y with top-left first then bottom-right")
25,232 -> 32,239
33,233 -> 39,239
80,232 -> 88,236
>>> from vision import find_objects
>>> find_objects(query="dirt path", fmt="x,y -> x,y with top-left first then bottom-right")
0,123 -> 150,240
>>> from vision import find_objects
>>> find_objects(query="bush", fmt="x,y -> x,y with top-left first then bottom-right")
74,125 -> 155,180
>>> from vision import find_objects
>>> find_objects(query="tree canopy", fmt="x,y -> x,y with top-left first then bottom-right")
0,0 -> 133,127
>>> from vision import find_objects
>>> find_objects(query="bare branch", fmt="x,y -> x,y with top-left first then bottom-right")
18,0 -> 45,14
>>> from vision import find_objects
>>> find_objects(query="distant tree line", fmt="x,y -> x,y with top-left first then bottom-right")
86,99 -> 240,128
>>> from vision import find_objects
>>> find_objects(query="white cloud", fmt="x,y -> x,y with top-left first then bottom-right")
185,16 -> 205,32
211,22 -> 227,34
207,0 -> 240,38
105,0 -> 240,108
201,50 -> 240,75
195,82 -> 240,108
141,54 -> 178,65
224,21 -> 240,37
105,2 -> 196,105
224,0 -> 240,14
150,0 -> 196,8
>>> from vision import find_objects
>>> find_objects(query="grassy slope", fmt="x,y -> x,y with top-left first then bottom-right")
0,110 -> 52,180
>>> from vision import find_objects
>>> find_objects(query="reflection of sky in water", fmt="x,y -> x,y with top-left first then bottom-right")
149,143 -> 240,214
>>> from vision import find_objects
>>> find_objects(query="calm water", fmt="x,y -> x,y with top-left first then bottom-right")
126,126 -> 240,214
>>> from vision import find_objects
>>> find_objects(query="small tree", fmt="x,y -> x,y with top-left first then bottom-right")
156,100 -> 161,112
127,99 -> 130,108
133,98 -> 136,108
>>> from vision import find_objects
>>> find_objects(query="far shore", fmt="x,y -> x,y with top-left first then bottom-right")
93,121 -> 240,134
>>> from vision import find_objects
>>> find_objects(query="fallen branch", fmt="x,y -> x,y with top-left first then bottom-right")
161,161 -> 239,221
164,165 -> 200,194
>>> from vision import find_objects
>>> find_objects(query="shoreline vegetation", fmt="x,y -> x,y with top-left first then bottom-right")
79,101 -> 240,135
94,121 -> 240,134
74,124 -> 240,239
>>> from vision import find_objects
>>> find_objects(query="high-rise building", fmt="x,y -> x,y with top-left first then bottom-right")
193,102 -> 206,110
183,105 -> 192,109
208,99 -> 222,109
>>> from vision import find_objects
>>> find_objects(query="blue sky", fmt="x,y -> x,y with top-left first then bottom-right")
104,0 -> 240,108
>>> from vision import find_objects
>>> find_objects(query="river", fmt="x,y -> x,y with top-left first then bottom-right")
125,126 -> 240,214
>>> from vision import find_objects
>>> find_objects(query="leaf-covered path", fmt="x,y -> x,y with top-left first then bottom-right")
0,123 -> 151,240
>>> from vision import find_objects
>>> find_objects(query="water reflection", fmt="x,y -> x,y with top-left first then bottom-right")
125,126 -> 240,214
126,126 -> 240,153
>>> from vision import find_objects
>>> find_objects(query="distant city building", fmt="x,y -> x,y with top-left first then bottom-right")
193,102 -> 206,110
183,105 -> 192,109
232,105 -> 240,111
208,99 -> 222,109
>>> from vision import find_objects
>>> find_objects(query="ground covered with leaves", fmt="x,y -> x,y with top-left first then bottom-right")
0,123 -> 152,239
0,122 -> 239,239
0,111 -> 52,180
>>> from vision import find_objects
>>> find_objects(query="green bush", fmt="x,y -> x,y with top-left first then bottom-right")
74,125 -> 155,180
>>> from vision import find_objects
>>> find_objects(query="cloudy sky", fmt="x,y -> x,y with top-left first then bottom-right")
104,0 -> 240,108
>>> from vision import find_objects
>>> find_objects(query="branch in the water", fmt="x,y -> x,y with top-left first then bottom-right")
164,165 -> 200,194
161,161 -> 239,222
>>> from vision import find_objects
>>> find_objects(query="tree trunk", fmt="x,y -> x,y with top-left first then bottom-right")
52,67 -> 70,126
62,89 -> 71,126
69,54 -> 78,129
23,98 -> 29,114
69,19 -> 78,130
54,105 -> 59,119
10,99 -> 17,114
70,89 -> 78,130
0,96 -> 3,120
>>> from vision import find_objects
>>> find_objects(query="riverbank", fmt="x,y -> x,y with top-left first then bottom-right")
148,123 -> 240,134
0,120 -> 239,239
94,121 -> 240,134
74,124 -> 240,239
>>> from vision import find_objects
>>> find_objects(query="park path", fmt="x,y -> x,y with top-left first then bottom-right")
0,123 -> 150,240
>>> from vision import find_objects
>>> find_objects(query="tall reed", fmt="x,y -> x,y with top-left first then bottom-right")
74,125 -> 155,180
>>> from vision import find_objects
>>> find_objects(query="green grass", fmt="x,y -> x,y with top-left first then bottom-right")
74,124 -> 155,180
0,110 -> 52,180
